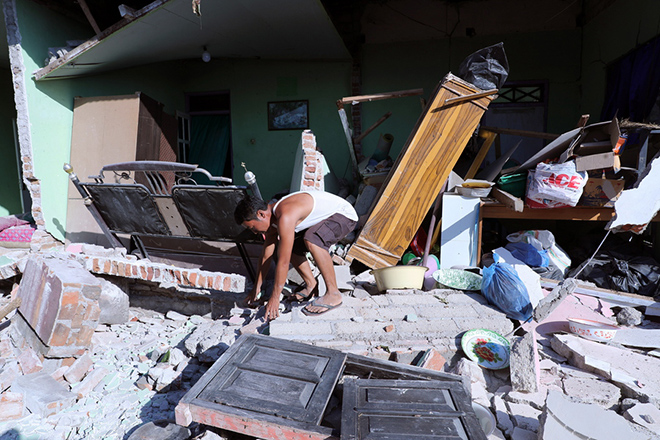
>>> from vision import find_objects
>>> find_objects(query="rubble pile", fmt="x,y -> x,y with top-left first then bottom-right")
0,248 -> 659,439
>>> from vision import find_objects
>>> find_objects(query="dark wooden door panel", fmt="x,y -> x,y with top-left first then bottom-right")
342,379 -> 486,440
193,334 -> 346,424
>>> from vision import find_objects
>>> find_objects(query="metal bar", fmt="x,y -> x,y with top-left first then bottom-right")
336,101 -> 360,186
353,112 -> 392,145
63,163 -> 124,248
340,88 -> 424,105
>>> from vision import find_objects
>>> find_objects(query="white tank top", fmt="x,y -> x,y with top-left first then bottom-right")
274,191 -> 358,233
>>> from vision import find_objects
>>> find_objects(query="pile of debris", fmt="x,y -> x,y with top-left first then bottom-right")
0,245 -> 659,439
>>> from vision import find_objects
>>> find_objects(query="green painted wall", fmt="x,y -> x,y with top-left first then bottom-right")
14,0 -> 660,243
16,0 -> 92,238
0,67 -> 22,216
581,0 -> 660,120
359,29 -> 583,161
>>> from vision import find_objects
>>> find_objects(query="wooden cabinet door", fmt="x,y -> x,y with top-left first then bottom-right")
341,379 -> 487,440
176,334 -> 345,440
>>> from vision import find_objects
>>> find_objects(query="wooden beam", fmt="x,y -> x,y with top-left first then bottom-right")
336,101 -> 360,186
464,130 -> 497,180
480,126 -> 560,140
443,89 -> 498,107
0,296 -> 20,321
489,188 -> 524,212
340,88 -> 424,105
77,0 -> 102,35
354,112 -> 391,145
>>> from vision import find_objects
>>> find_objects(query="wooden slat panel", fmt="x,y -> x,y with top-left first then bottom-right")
341,379 -> 486,440
178,334 -> 345,431
347,73 -> 494,269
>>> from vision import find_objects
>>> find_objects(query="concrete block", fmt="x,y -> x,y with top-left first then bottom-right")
0,361 -> 19,392
64,352 -> 93,384
561,376 -> 620,410
623,402 -> 660,434
539,390 -> 647,440
97,277 -> 129,325
71,367 -> 109,399
506,401 -> 541,432
492,395 -> 514,436
511,427 -> 537,440
11,371 -> 76,417
509,332 -> 539,393
0,391 -> 25,421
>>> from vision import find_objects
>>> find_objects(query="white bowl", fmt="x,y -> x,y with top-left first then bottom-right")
472,402 -> 495,436
370,265 -> 428,291
567,317 -> 618,342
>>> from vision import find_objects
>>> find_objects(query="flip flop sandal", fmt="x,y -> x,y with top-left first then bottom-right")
301,298 -> 342,316
289,283 -> 318,302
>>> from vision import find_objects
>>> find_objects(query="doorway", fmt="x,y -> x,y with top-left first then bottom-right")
184,91 -> 233,182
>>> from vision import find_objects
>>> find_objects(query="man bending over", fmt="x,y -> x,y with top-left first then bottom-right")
234,191 -> 358,321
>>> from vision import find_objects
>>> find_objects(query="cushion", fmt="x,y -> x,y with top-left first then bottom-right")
0,215 -> 29,232
0,225 -> 36,243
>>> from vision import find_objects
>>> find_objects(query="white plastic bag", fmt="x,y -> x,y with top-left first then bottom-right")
526,161 -> 588,208
506,229 -> 571,276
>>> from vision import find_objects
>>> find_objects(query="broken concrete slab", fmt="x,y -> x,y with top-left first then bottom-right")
97,277 -> 129,325
533,278 -> 577,322
509,332 -> 539,393
613,327 -> 660,349
551,333 -> 660,406
561,375 -> 621,410
11,371 -> 77,418
623,402 -> 660,434
538,390 -> 648,440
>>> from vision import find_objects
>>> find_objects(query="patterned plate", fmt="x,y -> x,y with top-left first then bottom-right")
461,329 -> 510,370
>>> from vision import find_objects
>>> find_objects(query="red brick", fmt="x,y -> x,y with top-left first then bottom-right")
61,289 -> 79,308
146,266 -> 154,280
49,323 -> 71,347
154,268 -> 161,279
76,325 -> 94,347
198,275 -> 206,288
188,272 -> 198,285
110,261 -> 118,275
103,260 -> 111,273
71,303 -> 86,328
92,258 -> 101,272
117,262 -> 125,276
62,282 -> 82,289
17,348 -> 43,374
66,328 -> 79,346
223,276 -> 231,291
61,357 -> 76,368
419,348 -> 447,371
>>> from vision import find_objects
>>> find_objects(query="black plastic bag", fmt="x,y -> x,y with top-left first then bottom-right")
458,42 -> 509,91
574,251 -> 660,297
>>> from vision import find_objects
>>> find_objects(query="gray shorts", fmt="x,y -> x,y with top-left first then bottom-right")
292,213 -> 356,256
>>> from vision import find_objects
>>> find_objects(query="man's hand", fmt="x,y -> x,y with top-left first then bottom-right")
245,288 -> 261,307
264,296 -> 281,321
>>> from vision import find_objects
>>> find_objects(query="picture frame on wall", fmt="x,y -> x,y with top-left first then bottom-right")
267,100 -> 309,130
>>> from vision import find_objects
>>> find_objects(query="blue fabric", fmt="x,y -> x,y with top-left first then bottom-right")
602,35 -> 660,122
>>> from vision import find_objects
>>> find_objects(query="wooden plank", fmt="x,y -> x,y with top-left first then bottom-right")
347,73 -> 494,269
336,102 -> 361,185
341,379 -> 486,440
489,188 -> 524,212
464,130 -> 497,180
354,111 -> 392,145
481,203 -> 617,221
443,88 -> 498,106
77,0 -> 102,34
480,125 -> 559,140
340,88 -> 424,105
0,296 -> 20,321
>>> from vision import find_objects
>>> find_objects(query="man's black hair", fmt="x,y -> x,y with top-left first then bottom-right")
234,195 -> 268,224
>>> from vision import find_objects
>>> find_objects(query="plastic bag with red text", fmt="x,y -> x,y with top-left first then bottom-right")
526,161 -> 588,208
